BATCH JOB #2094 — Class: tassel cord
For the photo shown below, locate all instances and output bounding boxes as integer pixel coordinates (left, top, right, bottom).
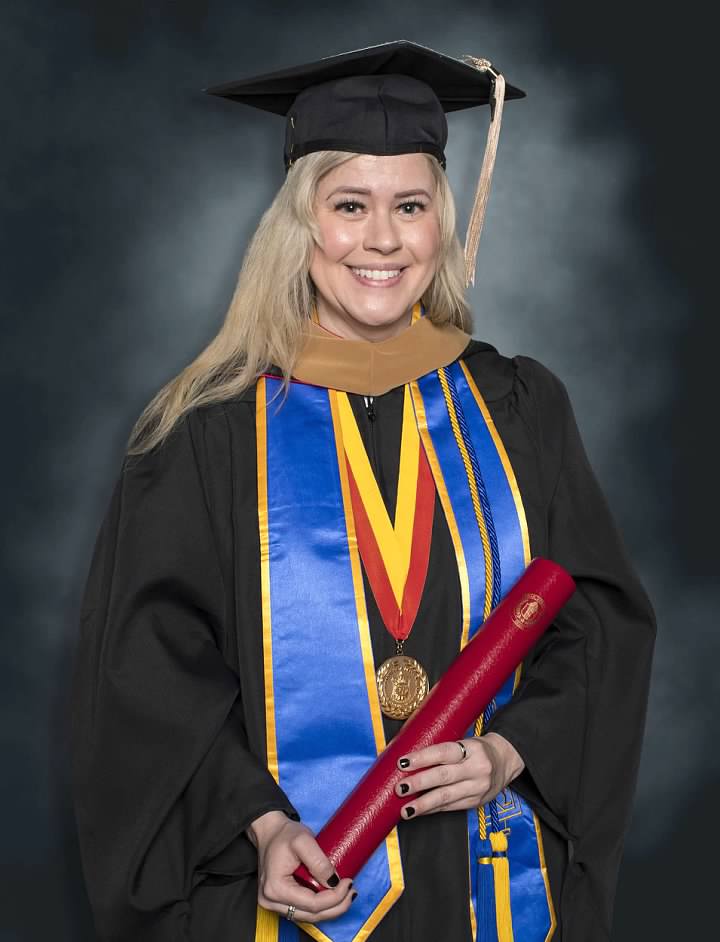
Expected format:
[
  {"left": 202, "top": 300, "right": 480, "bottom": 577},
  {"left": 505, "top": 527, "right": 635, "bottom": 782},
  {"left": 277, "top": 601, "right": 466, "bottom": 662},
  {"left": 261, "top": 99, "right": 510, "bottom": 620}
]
[{"left": 461, "top": 63, "right": 507, "bottom": 288}]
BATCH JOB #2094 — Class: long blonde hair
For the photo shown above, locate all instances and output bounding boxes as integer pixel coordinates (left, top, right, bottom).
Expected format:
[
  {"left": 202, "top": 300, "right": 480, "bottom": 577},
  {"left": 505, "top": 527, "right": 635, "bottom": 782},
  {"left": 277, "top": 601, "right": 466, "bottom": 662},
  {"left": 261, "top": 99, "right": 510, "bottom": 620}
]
[{"left": 126, "top": 150, "right": 472, "bottom": 456}]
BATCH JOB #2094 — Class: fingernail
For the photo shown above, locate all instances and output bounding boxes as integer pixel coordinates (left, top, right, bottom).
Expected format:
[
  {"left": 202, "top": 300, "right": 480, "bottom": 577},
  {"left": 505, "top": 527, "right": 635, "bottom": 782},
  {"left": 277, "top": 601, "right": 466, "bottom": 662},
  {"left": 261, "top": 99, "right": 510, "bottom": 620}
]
[
  {"left": 327, "top": 873, "right": 339, "bottom": 887},
  {"left": 398, "top": 782, "right": 409, "bottom": 795},
  {"left": 351, "top": 891, "right": 358, "bottom": 901},
  {"left": 405, "top": 806, "right": 416, "bottom": 818},
  {"left": 399, "top": 757, "right": 410, "bottom": 769}
]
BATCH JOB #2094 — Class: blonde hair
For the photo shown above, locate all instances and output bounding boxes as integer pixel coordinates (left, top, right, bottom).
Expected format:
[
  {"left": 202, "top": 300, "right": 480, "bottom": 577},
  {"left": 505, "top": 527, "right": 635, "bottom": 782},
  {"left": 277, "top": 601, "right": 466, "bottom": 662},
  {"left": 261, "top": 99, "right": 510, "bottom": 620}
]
[{"left": 126, "top": 150, "right": 472, "bottom": 456}]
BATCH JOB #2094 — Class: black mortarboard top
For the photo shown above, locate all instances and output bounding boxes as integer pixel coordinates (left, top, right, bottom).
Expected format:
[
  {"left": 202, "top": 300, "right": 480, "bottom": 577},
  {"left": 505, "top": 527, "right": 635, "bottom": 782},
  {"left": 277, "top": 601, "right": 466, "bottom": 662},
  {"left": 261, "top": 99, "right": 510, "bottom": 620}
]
[{"left": 203, "top": 41, "right": 526, "bottom": 287}]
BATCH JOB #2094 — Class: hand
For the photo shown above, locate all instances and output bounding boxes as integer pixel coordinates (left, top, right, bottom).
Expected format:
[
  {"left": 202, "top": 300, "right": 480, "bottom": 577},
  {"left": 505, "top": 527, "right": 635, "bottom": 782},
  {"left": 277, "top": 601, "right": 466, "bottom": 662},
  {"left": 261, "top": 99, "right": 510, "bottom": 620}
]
[
  {"left": 393, "top": 733, "right": 525, "bottom": 819},
  {"left": 246, "top": 810, "right": 355, "bottom": 924}
]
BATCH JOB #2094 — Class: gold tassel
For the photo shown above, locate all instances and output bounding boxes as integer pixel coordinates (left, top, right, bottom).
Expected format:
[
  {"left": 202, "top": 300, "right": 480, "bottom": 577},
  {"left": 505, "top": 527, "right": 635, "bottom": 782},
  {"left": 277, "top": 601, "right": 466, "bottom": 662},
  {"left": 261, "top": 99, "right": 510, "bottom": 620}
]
[
  {"left": 459, "top": 56, "right": 507, "bottom": 289},
  {"left": 254, "top": 904, "right": 279, "bottom": 942},
  {"left": 490, "top": 830, "right": 515, "bottom": 942}
]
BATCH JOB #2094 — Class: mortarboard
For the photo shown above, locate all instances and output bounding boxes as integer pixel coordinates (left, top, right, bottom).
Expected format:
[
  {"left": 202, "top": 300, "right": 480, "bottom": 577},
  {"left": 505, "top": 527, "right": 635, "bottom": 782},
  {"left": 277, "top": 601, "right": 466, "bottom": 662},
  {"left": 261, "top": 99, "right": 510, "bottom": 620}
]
[{"left": 203, "top": 41, "right": 526, "bottom": 288}]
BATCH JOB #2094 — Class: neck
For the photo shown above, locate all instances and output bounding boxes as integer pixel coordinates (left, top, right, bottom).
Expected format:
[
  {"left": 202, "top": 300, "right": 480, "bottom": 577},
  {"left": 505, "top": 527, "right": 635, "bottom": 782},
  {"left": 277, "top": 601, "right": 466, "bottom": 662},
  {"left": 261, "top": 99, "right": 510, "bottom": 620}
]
[{"left": 314, "top": 301, "right": 414, "bottom": 343}]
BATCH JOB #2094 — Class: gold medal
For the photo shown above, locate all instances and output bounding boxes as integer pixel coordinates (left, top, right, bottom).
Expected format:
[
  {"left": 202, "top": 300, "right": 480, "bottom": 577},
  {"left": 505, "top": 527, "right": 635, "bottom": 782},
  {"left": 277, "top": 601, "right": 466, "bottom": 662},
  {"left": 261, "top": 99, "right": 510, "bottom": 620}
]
[
  {"left": 337, "top": 385, "right": 435, "bottom": 722},
  {"left": 376, "top": 653, "right": 429, "bottom": 720}
]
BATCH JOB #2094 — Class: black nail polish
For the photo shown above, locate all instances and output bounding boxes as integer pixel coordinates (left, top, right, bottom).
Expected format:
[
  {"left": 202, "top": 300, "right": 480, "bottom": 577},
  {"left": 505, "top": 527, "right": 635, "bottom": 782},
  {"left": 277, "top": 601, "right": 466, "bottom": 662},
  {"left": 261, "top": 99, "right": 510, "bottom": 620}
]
[
  {"left": 399, "top": 757, "right": 410, "bottom": 769},
  {"left": 327, "top": 873, "right": 339, "bottom": 887},
  {"left": 405, "top": 806, "right": 416, "bottom": 818},
  {"left": 351, "top": 891, "right": 358, "bottom": 901},
  {"left": 398, "top": 782, "right": 409, "bottom": 795}
]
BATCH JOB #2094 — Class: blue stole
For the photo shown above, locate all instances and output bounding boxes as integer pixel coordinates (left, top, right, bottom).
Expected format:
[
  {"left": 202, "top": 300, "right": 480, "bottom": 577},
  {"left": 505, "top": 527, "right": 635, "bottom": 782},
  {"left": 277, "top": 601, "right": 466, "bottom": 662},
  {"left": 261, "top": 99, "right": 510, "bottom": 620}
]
[{"left": 254, "top": 357, "right": 556, "bottom": 942}]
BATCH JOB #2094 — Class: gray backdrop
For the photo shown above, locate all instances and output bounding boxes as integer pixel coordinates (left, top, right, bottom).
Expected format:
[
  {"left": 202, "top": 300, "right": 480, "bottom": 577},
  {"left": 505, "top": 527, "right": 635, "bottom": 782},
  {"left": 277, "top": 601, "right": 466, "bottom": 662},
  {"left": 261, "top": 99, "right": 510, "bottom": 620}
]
[{"left": 2, "top": 0, "right": 716, "bottom": 938}]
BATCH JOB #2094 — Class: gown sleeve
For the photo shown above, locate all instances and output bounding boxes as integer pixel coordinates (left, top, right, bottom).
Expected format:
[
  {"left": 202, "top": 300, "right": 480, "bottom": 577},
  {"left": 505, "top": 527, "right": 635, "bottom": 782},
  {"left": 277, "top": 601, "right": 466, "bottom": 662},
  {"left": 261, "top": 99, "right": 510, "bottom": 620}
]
[
  {"left": 70, "top": 410, "right": 298, "bottom": 942},
  {"left": 483, "top": 356, "right": 657, "bottom": 941}
]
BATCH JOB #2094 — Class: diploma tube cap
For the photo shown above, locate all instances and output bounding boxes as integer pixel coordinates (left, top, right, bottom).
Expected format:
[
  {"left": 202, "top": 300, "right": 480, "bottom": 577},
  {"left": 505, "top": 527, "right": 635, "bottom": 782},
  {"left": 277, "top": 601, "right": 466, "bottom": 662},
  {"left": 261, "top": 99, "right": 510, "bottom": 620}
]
[{"left": 203, "top": 40, "right": 527, "bottom": 288}]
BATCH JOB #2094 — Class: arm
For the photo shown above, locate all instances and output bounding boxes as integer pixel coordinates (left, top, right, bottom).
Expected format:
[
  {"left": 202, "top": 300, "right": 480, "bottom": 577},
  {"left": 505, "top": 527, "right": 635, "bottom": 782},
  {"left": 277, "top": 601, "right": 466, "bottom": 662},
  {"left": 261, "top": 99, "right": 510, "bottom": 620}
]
[
  {"left": 484, "top": 357, "right": 657, "bottom": 937},
  {"left": 70, "top": 412, "right": 298, "bottom": 941}
]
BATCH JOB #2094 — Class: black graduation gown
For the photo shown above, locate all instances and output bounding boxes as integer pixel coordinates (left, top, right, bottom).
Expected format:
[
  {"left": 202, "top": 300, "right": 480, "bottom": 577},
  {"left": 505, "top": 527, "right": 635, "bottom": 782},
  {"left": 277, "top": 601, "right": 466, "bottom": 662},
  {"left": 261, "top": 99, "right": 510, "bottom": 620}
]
[{"left": 70, "top": 339, "right": 657, "bottom": 942}]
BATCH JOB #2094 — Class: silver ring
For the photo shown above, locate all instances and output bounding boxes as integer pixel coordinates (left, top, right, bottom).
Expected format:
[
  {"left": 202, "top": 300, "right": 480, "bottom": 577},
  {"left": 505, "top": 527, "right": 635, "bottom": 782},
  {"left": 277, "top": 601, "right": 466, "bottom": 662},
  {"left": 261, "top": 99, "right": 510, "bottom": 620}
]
[
  {"left": 286, "top": 904, "right": 296, "bottom": 922},
  {"left": 456, "top": 740, "right": 468, "bottom": 761}
]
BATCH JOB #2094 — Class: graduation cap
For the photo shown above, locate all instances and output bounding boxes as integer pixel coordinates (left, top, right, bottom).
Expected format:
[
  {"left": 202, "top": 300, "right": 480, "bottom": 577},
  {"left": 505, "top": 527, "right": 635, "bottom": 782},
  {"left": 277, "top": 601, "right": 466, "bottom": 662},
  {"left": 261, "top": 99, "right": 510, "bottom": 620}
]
[{"left": 203, "top": 40, "right": 526, "bottom": 288}]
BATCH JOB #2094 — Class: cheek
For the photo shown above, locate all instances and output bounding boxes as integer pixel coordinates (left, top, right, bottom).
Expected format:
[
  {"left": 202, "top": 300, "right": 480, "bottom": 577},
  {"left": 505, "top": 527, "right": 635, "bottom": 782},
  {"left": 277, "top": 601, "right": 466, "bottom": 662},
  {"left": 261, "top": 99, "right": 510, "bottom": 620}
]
[
  {"left": 406, "top": 217, "right": 442, "bottom": 263},
  {"left": 315, "top": 217, "right": 357, "bottom": 264}
]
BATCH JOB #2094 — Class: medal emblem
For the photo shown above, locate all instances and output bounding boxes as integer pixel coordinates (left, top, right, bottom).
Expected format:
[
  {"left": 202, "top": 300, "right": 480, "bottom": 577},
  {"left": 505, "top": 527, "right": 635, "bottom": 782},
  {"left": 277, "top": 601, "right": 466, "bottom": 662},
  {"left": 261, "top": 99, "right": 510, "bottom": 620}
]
[{"left": 376, "top": 655, "right": 429, "bottom": 720}]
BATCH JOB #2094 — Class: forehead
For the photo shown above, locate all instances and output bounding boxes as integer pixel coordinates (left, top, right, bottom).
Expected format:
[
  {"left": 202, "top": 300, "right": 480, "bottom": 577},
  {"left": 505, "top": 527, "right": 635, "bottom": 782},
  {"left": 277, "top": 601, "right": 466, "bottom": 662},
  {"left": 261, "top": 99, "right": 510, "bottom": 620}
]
[{"left": 317, "top": 153, "right": 435, "bottom": 194}]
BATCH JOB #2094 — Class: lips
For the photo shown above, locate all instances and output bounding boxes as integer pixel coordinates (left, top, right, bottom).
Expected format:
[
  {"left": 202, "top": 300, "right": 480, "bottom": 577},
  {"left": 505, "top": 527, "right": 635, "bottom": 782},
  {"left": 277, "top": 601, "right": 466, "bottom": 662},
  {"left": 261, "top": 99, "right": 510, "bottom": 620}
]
[{"left": 347, "top": 265, "right": 406, "bottom": 287}]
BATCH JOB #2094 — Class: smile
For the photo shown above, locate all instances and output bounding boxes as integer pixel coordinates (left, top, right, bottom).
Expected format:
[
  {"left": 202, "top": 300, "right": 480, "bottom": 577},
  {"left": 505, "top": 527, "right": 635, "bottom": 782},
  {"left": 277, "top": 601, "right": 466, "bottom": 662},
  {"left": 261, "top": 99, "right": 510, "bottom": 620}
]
[{"left": 348, "top": 266, "right": 405, "bottom": 286}]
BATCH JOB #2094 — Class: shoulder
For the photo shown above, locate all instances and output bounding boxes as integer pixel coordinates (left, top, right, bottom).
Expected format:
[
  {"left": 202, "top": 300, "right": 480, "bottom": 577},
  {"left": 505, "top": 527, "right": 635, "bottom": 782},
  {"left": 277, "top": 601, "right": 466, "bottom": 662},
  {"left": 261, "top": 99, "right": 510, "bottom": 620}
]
[
  {"left": 122, "top": 400, "right": 234, "bottom": 480},
  {"left": 460, "top": 338, "right": 572, "bottom": 412},
  {"left": 459, "top": 340, "right": 577, "bottom": 491}
]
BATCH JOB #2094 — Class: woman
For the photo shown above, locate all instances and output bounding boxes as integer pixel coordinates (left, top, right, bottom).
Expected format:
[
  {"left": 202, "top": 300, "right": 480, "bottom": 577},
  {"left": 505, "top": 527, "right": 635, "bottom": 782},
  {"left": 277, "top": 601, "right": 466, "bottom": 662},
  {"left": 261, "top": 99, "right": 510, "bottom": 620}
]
[{"left": 70, "top": 42, "right": 656, "bottom": 942}]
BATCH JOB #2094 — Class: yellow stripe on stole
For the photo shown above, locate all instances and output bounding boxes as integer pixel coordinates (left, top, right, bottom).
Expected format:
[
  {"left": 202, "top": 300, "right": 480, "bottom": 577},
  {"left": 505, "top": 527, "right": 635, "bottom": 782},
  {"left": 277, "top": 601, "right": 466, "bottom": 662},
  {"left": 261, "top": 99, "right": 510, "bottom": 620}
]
[
  {"left": 532, "top": 814, "right": 558, "bottom": 942},
  {"left": 336, "top": 386, "right": 419, "bottom": 609},
  {"left": 466, "top": 829, "right": 478, "bottom": 940},
  {"left": 255, "top": 376, "right": 281, "bottom": 942},
  {"left": 457, "top": 360, "right": 558, "bottom": 940},
  {"left": 257, "top": 377, "right": 280, "bottom": 782}
]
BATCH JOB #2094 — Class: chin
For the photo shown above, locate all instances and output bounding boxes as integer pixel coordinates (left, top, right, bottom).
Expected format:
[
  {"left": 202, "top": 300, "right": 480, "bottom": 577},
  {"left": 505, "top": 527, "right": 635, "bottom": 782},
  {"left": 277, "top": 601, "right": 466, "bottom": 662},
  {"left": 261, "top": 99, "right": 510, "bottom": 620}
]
[
  {"left": 343, "top": 294, "right": 417, "bottom": 325},
  {"left": 350, "top": 306, "right": 409, "bottom": 327}
]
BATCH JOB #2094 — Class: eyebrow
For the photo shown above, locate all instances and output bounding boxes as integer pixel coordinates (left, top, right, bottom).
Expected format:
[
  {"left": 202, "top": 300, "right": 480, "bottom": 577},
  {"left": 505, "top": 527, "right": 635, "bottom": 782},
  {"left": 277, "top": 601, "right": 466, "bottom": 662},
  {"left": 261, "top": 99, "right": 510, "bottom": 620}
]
[{"left": 326, "top": 186, "right": 433, "bottom": 201}]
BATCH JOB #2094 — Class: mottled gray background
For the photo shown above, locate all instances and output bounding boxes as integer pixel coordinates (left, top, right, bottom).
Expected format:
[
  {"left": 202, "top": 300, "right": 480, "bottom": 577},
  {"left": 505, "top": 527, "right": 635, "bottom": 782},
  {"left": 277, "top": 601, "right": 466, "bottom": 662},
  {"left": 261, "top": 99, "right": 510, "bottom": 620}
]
[{"left": 2, "top": 0, "right": 716, "bottom": 938}]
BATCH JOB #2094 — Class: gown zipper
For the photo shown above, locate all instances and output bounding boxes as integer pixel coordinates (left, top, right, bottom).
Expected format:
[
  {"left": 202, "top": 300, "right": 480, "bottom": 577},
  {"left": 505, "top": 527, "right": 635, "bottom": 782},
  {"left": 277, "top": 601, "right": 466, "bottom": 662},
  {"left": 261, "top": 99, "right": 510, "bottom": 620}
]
[{"left": 363, "top": 395, "right": 378, "bottom": 477}]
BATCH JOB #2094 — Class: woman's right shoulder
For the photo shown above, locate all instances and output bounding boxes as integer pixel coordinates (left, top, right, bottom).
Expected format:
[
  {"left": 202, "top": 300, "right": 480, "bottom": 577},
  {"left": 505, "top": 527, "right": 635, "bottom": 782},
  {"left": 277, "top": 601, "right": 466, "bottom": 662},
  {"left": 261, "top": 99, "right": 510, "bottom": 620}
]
[{"left": 122, "top": 382, "right": 264, "bottom": 472}]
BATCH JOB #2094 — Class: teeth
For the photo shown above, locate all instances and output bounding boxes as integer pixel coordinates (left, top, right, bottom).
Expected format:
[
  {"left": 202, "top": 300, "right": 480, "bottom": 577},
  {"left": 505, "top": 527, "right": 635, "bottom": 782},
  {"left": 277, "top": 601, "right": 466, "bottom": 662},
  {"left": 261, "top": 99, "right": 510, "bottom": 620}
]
[{"left": 351, "top": 268, "right": 402, "bottom": 281}]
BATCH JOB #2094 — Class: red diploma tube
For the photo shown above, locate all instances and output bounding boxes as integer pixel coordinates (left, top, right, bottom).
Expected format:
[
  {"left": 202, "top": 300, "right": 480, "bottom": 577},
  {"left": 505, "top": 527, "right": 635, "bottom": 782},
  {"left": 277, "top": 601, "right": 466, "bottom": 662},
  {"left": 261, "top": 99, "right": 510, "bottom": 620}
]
[{"left": 293, "top": 557, "right": 575, "bottom": 891}]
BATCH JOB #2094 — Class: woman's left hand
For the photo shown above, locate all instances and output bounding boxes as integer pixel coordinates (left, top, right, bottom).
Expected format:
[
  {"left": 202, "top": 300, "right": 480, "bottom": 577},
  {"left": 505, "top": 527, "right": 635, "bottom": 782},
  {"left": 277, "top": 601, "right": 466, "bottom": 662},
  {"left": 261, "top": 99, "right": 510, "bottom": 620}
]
[{"left": 394, "top": 732, "right": 525, "bottom": 818}]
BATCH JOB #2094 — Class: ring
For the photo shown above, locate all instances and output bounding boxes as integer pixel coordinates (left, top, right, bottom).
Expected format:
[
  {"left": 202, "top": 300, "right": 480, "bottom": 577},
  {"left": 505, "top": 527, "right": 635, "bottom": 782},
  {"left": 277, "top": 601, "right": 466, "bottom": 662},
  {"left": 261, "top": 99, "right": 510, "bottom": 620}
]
[
  {"left": 286, "top": 904, "right": 296, "bottom": 922},
  {"left": 455, "top": 740, "right": 468, "bottom": 761}
]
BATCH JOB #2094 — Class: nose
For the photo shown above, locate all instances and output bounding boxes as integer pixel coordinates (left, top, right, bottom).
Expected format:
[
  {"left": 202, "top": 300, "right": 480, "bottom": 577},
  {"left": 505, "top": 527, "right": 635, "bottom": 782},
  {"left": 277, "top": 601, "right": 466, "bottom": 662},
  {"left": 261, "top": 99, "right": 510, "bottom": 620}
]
[{"left": 362, "top": 208, "right": 402, "bottom": 255}]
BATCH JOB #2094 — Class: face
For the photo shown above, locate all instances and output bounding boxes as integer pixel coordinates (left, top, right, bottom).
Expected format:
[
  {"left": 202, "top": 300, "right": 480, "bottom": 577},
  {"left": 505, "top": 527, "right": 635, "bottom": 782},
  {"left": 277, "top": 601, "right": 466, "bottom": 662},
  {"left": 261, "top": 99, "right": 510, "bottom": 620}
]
[{"left": 309, "top": 153, "right": 442, "bottom": 341}]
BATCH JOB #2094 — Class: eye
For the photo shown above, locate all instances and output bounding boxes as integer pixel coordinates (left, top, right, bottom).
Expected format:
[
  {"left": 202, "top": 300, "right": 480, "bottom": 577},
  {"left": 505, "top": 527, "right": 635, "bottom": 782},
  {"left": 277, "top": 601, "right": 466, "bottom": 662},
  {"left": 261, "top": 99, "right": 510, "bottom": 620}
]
[
  {"left": 398, "top": 200, "right": 427, "bottom": 215},
  {"left": 334, "top": 200, "right": 366, "bottom": 214}
]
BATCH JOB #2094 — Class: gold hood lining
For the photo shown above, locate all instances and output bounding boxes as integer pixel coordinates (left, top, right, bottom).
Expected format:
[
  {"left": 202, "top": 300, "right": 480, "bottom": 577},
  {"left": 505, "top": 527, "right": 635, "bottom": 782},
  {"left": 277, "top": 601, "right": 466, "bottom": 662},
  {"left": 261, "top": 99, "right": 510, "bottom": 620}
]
[{"left": 291, "top": 316, "right": 471, "bottom": 396}]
